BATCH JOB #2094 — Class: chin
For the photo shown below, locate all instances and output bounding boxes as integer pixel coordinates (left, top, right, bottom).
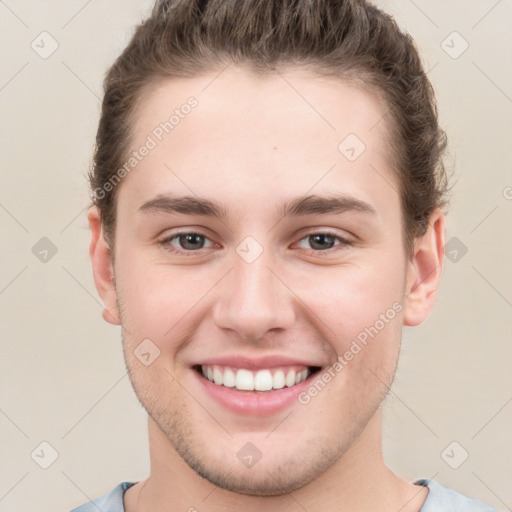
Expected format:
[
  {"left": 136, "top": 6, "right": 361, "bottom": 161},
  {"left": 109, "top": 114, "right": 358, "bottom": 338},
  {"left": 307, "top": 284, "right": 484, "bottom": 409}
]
[
  {"left": 150, "top": 405, "right": 362, "bottom": 498},
  {"left": 180, "top": 454, "right": 322, "bottom": 496}
]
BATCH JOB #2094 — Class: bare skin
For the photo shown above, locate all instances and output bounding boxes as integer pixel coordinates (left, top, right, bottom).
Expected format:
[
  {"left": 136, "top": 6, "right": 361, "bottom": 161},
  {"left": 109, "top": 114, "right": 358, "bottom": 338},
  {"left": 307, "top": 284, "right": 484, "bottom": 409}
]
[{"left": 89, "top": 66, "right": 444, "bottom": 512}]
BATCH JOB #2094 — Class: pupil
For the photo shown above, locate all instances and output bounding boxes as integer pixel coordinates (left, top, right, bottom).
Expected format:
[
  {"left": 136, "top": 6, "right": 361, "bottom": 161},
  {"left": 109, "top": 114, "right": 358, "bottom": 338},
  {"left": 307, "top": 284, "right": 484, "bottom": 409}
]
[
  {"left": 310, "top": 234, "right": 334, "bottom": 250},
  {"left": 180, "top": 233, "right": 204, "bottom": 250}
]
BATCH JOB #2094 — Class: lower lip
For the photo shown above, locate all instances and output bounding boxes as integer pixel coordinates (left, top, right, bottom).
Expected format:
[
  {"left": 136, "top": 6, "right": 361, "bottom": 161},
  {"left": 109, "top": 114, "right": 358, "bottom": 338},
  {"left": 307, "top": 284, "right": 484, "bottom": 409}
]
[{"left": 194, "top": 369, "right": 317, "bottom": 416}]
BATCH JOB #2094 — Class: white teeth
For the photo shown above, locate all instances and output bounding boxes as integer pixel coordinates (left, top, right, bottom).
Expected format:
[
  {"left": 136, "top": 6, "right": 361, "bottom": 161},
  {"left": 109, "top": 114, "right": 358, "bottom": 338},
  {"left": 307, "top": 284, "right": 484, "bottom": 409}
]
[
  {"left": 295, "top": 370, "right": 307, "bottom": 384},
  {"left": 223, "top": 368, "right": 236, "bottom": 387},
  {"left": 201, "top": 365, "right": 312, "bottom": 391},
  {"left": 236, "top": 369, "right": 254, "bottom": 390},
  {"left": 285, "top": 370, "right": 296, "bottom": 387},
  {"left": 300, "top": 370, "right": 308, "bottom": 382},
  {"left": 254, "top": 370, "right": 273, "bottom": 391},
  {"left": 213, "top": 367, "right": 223, "bottom": 385},
  {"left": 273, "top": 370, "right": 285, "bottom": 389}
]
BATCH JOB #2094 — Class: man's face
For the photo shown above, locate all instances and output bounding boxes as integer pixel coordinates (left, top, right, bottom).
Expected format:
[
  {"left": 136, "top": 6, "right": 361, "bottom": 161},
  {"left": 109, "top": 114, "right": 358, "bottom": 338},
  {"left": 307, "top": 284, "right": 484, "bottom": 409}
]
[{"left": 108, "top": 67, "right": 411, "bottom": 494}]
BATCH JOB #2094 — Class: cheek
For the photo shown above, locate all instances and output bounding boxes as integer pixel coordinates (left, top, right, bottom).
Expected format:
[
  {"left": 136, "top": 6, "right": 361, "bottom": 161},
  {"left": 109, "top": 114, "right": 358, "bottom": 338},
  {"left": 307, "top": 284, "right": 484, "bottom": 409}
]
[
  {"left": 115, "top": 255, "right": 216, "bottom": 341},
  {"left": 289, "top": 255, "right": 406, "bottom": 386},
  {"left": 295, "top": 255, "right": 406, "bottom": 337}
]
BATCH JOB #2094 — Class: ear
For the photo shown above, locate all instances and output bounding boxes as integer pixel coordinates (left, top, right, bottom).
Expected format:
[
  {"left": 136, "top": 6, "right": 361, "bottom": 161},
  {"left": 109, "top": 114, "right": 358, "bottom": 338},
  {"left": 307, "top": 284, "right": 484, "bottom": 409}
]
[
  {"left": 87, "top": 206, "right": 121, "bottom": 325},
  {"left": 403, "top": 209, "right": 445, "bottom": 326}
]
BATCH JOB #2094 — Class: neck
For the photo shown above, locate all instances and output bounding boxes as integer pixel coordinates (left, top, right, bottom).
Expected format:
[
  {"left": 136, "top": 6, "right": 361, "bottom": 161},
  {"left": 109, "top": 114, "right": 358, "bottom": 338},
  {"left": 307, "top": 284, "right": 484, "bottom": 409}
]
[{"left": 124, "top": 409, "right": 428, "bottom": 512}]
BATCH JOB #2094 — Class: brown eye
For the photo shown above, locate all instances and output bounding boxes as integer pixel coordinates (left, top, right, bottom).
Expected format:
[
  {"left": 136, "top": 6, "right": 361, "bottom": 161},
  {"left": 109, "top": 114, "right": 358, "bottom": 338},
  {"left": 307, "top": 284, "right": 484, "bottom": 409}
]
[
  {"left": 159, "top": 231, "right": 216, "bottom": 256},
  {"left": 295, "top": 231, "right": 353, "bottom": 254},
  {"left": 308, "top": 234, "right": 337, "bottom": 251},
  {"left": 177, "top": 233, "right": 206, "bottom": 250}
]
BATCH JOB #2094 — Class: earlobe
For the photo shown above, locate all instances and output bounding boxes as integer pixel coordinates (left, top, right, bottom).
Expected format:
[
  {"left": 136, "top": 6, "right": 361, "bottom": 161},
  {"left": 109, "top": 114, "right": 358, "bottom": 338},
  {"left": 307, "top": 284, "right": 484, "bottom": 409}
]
[
  {"left": 87, "top": 206, "right": 121, "bottom": 326},
  {"left": 403, "top": 210, "right": 445, "bottom": 327}
]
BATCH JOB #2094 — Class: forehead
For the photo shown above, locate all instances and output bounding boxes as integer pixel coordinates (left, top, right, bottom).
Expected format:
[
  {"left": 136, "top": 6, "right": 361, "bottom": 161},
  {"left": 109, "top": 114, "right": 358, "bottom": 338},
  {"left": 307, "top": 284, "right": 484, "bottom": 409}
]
[
  {"left": 120, "top": 66, "right": 399, "bottom": 219},
  {"left": 133, "top": 66, "right": 391, "bottom": 149}
]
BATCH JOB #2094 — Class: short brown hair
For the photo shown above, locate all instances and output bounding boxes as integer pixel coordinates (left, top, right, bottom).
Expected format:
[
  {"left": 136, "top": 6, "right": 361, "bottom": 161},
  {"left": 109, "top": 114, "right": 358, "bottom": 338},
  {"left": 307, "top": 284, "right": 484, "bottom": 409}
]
[{"left": 89, "top": 0, "right": 449, "bottom": 256}]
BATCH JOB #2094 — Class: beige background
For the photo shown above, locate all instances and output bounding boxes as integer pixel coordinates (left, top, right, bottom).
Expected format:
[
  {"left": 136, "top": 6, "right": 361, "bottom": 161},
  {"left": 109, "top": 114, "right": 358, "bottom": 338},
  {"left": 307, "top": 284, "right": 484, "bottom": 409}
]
[{"left": 0, "top": 1, "right": 511, "bottom": 511}]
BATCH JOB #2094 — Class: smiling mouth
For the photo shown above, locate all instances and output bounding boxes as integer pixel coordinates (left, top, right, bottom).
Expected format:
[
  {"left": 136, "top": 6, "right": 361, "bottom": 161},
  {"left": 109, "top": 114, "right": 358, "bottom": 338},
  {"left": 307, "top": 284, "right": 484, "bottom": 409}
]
[{"left": 194, "top": 364, "right": 322, "bottom": 392}]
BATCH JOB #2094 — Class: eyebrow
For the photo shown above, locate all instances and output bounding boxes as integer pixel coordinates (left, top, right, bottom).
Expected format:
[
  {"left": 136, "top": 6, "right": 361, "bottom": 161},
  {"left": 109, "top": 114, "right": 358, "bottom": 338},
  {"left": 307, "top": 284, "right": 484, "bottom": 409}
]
[{"left": 137, "top": 193, "right": 377, "bottom": 218}]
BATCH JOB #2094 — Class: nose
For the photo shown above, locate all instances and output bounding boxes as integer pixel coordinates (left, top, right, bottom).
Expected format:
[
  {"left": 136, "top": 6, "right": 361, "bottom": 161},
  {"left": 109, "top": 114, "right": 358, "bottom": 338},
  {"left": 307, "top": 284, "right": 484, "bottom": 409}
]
[{"left": 212, "top": 249, "right": 296, "bottom": 342}]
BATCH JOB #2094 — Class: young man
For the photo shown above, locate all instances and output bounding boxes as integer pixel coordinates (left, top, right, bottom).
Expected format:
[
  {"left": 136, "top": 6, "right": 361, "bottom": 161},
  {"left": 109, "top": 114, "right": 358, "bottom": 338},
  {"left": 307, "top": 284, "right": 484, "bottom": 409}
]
[{"left": 73, "top": 0, "right": 497, "bottom": 510}]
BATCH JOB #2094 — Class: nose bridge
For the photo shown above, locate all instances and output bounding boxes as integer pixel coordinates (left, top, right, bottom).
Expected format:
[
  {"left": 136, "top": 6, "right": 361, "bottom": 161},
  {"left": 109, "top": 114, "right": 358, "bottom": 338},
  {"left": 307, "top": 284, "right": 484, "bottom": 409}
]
[{"left": 213, "top": 247, "right": 294, "bottom": 340}]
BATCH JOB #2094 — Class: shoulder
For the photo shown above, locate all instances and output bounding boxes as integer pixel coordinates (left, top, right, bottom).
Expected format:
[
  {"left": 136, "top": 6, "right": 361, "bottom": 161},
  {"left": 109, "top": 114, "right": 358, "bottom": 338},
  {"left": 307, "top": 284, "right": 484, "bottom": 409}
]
[
  {"left": 416, "top": 479, "right": 498, "bottom": 512},
  {"left": 70, "top": 482, "right": 136, "bottom": 512}
]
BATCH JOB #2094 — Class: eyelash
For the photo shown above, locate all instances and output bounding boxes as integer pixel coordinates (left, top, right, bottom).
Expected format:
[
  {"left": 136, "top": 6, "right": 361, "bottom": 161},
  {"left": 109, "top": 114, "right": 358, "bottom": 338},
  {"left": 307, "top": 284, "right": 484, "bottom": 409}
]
[{"left": 158, "top": 230, "right": 353, "bottom": 257}]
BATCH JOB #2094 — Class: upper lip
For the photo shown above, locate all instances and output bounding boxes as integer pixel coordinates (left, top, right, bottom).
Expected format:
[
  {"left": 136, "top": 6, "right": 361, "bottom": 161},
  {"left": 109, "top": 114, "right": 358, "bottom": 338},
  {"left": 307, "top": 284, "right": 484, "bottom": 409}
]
[{"left": 194, "top": 354, "right": 324, "bottom": 370}]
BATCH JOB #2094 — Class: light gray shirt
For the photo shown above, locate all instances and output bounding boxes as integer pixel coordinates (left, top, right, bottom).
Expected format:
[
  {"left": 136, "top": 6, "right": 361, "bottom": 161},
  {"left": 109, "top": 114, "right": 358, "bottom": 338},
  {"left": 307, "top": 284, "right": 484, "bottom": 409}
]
[{"left": 70, "top": 479, "right": 499, "bottom": 511}]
